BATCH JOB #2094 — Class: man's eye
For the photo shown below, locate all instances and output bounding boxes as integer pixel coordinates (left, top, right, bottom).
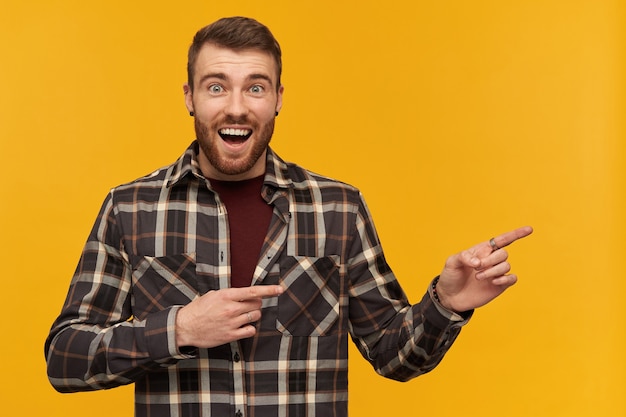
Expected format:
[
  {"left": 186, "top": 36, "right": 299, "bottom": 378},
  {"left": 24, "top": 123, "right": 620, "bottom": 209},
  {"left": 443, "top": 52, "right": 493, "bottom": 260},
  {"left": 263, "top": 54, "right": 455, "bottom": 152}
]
[
  {"left": 209, "top": 85, "right": 223, "bottom": 93},
  {"left": 250, "top": 85, "right": 264, "bottom": 93}
]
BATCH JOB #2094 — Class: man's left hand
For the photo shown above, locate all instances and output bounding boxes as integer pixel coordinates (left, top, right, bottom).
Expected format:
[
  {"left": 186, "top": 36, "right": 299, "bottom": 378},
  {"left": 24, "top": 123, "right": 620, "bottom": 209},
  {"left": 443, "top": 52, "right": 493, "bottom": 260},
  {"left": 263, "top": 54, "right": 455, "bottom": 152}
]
[{"left": 435, "top": 226, "right": 533, "bottom": 313}]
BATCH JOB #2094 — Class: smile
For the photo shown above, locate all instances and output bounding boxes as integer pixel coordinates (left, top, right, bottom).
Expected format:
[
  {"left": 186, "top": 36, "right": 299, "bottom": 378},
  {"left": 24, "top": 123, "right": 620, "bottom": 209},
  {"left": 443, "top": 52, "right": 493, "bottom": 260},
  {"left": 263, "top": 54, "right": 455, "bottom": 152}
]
[{"left": 219, "top": 128, "right": 252, "bottom": 144}]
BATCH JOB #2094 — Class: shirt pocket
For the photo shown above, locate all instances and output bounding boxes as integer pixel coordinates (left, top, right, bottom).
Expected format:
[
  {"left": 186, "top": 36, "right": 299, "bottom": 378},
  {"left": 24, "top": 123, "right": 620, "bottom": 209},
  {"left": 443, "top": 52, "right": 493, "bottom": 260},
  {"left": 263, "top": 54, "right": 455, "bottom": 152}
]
[
  {"left": 277, "top": 255, "right": 342, "bottom": 337},
  {"left": 130, "top": 253, "right": 198, "bottom": 320}
]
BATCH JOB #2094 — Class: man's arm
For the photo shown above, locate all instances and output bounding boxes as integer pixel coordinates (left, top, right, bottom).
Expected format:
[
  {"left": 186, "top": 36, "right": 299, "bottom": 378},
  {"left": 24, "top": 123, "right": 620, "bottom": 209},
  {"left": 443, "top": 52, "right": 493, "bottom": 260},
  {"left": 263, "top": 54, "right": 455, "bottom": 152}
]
[
  {"left": 347, "top": 194, "right": 532, "bottom": 382},
  {"left": 347, "top": 194, "right": 471, "bottom": 381},
  {"left": 44, "top": 192, "right": 189, "bottom": 393}
]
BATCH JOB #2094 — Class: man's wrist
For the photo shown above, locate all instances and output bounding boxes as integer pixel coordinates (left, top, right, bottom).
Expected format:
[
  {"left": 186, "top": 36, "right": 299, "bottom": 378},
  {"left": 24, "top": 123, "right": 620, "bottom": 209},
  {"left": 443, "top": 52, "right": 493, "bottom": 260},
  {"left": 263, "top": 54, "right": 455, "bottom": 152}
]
[
  {"left": 175, "top": 306, "right": 192, "bottom": 348},
  {"left": 431, "top": 276, "right": 452, "bottom": 309},
  {"left": 431, "top": 277, "right": 473, "bottom": 319},
  {"left": 174, "top": 307, "right": 199, "bottom": 356},
  {"left": 431, "top": 276, "right": 457, "bottom": 312}
]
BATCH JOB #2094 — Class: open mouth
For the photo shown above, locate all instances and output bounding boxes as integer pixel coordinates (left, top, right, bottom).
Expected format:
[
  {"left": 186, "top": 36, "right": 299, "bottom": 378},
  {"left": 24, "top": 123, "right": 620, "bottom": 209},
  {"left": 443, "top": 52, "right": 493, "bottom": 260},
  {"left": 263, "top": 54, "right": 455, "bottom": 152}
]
[{"left": 219, "top": 128, "right": 252, "bottom": 144}]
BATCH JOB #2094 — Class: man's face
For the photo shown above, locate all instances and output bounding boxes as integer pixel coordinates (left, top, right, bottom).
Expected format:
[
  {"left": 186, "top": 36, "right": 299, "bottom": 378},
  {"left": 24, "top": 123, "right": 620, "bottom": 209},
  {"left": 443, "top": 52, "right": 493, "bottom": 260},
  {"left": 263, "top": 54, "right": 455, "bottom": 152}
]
[{"left": 184, "top": 43, "right": 284, "bottom": 181}]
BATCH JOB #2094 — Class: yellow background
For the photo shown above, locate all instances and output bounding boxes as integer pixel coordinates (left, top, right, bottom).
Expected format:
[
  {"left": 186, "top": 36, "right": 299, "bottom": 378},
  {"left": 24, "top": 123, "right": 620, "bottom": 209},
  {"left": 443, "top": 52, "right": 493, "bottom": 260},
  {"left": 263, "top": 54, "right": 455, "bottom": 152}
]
[{"left": 1, "top": 0, "right": 624, "bottom": 416}]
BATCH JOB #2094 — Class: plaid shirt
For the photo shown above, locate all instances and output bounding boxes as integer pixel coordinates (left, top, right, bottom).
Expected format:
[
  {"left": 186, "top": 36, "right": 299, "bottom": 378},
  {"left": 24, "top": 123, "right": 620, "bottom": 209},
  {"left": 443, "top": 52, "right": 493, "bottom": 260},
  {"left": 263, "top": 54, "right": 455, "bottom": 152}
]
[{"left": 46, "top": 142, "right": 470, "bottom": 417}]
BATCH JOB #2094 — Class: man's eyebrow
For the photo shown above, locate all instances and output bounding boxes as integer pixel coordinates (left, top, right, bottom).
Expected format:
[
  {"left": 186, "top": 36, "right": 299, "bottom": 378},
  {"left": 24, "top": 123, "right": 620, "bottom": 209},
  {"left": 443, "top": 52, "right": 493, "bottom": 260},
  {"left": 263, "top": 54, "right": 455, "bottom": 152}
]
[
  {"left": 197, "top": 72, "right": 275, "bottom": 87},
  {"left": 197, "top": 72, "right": 228, "bottom": 86},
  {"left": 247, "top": 73, "right": 273, "bottom": 86}
]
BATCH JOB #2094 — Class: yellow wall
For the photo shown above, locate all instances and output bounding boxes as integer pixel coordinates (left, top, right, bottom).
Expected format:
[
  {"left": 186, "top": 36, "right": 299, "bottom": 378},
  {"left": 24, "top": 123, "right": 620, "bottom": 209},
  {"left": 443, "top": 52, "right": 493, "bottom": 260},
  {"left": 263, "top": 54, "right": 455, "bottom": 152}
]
[{"left": 1, "top": 1, "right": 623, "bottom": 415}]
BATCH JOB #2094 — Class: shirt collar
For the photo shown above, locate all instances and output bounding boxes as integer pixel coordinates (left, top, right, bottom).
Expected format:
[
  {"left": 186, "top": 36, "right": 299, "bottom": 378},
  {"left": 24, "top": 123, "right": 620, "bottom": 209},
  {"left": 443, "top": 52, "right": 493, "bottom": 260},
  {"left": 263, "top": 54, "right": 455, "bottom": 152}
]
[
  {"left": 165, "top": 141, "right": 294, "bottom": 190},
  {"left": 263, "top": 147, "right": 294, "bottom": 190}
]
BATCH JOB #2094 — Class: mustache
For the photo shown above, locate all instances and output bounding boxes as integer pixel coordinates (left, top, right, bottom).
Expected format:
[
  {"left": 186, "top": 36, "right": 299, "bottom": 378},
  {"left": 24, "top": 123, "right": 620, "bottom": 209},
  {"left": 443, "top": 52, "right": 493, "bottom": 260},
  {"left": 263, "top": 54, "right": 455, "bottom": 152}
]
[{"left": 222, "top": 115, "right": 252, "bottom": 125}]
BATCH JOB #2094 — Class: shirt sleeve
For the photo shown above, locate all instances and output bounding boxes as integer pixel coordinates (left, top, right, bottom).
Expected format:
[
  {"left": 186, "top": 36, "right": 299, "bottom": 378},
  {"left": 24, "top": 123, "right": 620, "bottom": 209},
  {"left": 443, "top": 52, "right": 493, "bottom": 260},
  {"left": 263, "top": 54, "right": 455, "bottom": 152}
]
[
  {"left": 347, "top": 193, "right": 472, "bottom": 382},
  {"left": 44, "top": 191, "right": 194, "bottom": 393}
]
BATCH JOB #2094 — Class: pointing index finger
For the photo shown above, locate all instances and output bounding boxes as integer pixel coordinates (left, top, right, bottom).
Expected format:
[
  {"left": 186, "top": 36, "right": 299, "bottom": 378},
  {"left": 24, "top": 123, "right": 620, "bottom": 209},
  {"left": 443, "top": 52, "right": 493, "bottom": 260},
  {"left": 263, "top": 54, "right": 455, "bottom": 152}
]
[
  {"left": 491, "top": 226, "right": 533, "bottom": 250},
  {"left": 231, "top": 285, "right": 284, "bottom": 301}
]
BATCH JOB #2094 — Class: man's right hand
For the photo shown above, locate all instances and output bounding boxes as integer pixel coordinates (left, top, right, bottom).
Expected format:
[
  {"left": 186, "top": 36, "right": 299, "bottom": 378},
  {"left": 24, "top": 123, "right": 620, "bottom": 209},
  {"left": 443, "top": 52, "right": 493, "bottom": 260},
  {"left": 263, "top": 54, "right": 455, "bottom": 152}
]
[{"left": 175, "top": 285, "right": 284, "bottom": 349}]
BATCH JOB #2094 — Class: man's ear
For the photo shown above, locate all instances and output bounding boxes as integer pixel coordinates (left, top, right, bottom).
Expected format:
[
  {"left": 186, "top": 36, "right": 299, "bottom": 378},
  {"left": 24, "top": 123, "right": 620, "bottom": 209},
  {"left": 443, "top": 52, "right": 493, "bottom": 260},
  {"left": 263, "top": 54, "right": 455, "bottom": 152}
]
[
  {"left": 275, "top": 84, "right": 284, "bottom": 115},
  {"left": 183, "top": 84, "right": 194, "bottom": 115}
]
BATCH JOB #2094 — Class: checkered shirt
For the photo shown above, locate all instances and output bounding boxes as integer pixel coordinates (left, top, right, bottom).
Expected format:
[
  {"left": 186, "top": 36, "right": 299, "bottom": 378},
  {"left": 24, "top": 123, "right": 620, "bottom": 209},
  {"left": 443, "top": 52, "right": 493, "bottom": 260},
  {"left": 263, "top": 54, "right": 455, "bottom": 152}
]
[{"left": 45, "top": 141, "right": 469, "bottom": 417}]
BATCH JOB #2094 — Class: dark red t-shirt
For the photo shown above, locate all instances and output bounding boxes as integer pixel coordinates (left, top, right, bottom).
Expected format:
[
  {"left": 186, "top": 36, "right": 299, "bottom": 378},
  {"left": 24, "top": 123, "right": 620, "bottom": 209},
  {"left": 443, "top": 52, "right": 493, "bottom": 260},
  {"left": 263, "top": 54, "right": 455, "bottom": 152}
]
[{"left": 209, "top": 175, "right": 273, "bottom": 288}]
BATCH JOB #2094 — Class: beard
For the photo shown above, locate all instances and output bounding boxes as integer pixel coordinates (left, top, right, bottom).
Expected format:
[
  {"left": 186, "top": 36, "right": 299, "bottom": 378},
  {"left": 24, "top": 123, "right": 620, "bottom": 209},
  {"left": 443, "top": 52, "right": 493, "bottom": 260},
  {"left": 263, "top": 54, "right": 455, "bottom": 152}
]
[{"left": 194, "top": 115, "right": 275, "bottom": 177}]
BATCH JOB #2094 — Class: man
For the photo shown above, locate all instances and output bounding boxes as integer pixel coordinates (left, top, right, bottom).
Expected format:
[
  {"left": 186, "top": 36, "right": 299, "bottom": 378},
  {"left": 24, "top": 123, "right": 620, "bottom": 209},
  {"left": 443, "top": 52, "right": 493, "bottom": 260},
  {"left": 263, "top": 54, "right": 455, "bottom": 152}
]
[{"left": 45, "top": 16, "right": 532, "bottom": 417}]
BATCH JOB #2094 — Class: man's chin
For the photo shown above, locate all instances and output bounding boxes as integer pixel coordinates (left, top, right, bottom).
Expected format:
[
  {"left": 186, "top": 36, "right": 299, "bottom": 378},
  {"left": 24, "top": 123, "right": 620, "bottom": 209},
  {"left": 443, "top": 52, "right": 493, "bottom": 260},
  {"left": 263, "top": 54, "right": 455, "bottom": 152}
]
[{"left": 206, "top": 152, "right": 266, "bottom": 179}]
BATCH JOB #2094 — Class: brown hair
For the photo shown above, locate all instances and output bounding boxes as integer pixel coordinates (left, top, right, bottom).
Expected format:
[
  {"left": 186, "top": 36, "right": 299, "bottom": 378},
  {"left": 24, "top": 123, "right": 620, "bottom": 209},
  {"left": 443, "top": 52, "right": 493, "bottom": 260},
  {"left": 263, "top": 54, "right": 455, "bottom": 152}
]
[{"left": 187, "top": 16, "right": 282, "bottom": 91}]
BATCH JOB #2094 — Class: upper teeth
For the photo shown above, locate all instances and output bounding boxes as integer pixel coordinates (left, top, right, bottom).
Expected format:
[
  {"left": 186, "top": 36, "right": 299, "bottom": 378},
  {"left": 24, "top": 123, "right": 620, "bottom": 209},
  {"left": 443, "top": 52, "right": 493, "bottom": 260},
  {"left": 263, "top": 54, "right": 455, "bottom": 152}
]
[{"left": 220, "top": 128, "right": 250, "bottom": 136}]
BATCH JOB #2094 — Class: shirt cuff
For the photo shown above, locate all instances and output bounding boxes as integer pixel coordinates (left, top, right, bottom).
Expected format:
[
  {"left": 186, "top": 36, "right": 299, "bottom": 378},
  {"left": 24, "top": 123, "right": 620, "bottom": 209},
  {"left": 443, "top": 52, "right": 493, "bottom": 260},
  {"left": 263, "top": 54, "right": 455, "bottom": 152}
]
[{"left": 144, "top": 306, "right": 198, "bottom": 361}]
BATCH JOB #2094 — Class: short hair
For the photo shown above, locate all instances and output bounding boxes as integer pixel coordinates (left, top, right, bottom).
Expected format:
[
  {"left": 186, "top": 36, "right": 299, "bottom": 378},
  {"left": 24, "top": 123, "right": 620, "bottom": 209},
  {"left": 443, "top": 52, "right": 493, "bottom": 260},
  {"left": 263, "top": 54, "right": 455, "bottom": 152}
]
[{"left": 187, "top": 16, "right": 283, "bottom": 91}]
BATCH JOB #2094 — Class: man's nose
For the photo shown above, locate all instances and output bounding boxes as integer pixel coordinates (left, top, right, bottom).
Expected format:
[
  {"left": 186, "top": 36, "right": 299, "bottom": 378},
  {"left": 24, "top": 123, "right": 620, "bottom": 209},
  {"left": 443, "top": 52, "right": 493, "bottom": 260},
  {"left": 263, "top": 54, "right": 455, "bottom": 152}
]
[{"left": 224, "top": 92, "right": 249, "bottom": 118}]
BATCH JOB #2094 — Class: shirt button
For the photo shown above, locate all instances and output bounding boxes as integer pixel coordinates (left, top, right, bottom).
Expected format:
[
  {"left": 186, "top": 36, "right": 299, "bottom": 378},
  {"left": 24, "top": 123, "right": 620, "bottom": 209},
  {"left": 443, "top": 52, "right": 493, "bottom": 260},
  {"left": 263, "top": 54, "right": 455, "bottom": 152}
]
[{"left": 233, "top": 352, "right": 240, "bottom": 362}]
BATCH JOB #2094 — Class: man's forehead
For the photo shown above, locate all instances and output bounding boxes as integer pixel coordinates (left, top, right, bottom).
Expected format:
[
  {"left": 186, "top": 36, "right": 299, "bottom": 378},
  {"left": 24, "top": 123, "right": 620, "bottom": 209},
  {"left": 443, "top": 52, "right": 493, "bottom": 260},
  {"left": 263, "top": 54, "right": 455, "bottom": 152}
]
[{"left": 194, "top": 43, "right": 277, "bottom": 80}]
